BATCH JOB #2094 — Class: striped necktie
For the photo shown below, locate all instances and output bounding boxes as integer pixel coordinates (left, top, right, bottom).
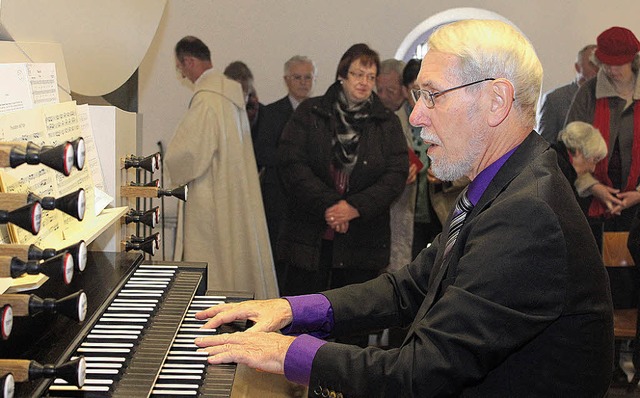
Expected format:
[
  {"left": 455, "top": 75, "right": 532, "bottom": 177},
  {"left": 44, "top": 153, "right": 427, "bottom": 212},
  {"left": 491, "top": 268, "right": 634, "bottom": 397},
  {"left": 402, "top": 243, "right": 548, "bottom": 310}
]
[{"left": 444, "top": 188, "right": 473, "bottom": 257}]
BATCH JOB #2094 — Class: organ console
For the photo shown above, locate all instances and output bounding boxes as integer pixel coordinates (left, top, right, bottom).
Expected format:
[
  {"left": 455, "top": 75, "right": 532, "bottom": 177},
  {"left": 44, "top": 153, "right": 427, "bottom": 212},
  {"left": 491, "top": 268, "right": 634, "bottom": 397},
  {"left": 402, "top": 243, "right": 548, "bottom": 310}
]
[
  {"left": 0, "top": 357, "right": 86, "bottom": 388},
  {"left": 120, "top": 183, "right": 187, "bottom": 201},
  {"left": 122, "top": 233, "right": 159, "bottom": 256},
  {"left": 0, "top": 290, "right": 87, "bottom": 322},
  {"left": 124, "top": 207, "right": 159, "bottom": 228},
  {"left": 0, "top": 373, "right": 14, "bottom": 398},
  {"left": 0, "top": 305, "right": 11, "bottom": 341},
  {"left": 0, "top": 251, "right": 251, "bottom": 397},
  {"left": 0, "top": 142, "right": 74, "bottom": 177},
  {"left": 44, "top": 137, "right": 86, "bottom": 171},
  {"left": 0, "top": 241, "right": 87, "bottom": 273},
  {"left": 122, "top": 153, "right": 160, "bottom": 174},
  {"left": 0, "top": 253, "right": 74, "bottom": 285},
  {"left": 0, "top": 202, "right": 42, "bottom": 235},
  {"left": 0, "top": 189, "right": 85, "bottom": 221}
]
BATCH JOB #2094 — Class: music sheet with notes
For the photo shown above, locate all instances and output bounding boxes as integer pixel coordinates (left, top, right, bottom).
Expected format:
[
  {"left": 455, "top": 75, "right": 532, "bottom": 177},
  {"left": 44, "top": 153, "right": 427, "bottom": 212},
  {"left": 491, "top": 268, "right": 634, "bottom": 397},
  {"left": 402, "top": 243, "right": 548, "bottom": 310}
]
[
  {"left": 0, "top": 101, "right": 97, "bottom": 247},
  {"left": 0, "top": 63, "right": 59, "bottom": 115}
]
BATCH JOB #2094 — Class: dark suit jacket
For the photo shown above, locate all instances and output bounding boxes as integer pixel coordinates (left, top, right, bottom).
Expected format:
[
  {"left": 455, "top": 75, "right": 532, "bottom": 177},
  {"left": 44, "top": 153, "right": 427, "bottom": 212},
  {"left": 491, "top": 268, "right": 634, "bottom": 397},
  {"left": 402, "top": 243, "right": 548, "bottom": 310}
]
[
  {"left": 313, "top": 132, "right": 613, "bottom": 397},
  {"left": 256, "top": 96, "right": 294, "bottom": 169},
  {"left": 255, "top": 96, "right": 294, "bottom": 250},
  {"left": 537, "top": 81, "right": 579, "bottom": 144}
]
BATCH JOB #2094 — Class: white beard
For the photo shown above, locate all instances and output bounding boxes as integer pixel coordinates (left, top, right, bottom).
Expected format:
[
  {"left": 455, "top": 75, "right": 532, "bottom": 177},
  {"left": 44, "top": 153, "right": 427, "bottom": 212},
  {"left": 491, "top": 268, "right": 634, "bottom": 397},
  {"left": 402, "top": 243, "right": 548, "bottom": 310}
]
[{"left": 420, "top": 128, "right": 484, "bottom": 181}]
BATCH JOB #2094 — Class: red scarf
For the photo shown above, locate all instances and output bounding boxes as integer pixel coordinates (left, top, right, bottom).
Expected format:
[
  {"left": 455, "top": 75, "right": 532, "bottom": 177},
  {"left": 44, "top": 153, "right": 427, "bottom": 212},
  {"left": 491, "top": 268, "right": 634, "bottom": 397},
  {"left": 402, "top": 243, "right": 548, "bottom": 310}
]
[{"left": 589, "top": 98, "right": 640, "bottom": 218}]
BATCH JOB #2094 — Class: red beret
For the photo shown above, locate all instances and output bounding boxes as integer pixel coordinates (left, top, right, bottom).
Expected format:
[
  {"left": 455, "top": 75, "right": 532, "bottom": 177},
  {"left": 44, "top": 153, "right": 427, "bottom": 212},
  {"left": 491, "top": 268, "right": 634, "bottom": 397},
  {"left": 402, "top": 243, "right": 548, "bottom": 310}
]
[{"left": 595, "top": 26, "right": 640, "bottom": 65}]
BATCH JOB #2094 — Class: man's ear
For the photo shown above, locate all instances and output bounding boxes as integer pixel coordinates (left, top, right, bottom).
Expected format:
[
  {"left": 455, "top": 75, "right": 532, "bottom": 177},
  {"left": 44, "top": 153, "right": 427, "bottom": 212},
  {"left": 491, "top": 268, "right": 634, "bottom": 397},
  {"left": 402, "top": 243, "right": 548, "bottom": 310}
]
[
  {"left": 401, "top": 85, "right": 410, "bottom": 101},
  {"left": 487, "top": 78, "right": 514, "bottom": 127},
  {"left": 182, "top": 55, "right": 195, "bottom": 69}
]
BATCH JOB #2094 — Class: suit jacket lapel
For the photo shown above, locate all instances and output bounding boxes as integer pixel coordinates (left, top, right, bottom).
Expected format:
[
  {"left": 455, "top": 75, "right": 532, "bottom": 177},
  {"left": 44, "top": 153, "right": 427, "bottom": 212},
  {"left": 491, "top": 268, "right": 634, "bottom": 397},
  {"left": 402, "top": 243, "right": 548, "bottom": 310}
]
[{"left": 402, "top": 132, "right": 548, "bottom": 343}]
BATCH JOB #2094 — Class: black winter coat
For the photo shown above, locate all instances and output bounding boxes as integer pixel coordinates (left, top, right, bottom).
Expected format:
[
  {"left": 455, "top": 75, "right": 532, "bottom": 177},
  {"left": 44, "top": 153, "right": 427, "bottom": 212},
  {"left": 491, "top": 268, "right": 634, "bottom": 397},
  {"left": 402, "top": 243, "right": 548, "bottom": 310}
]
[{"left": 276, "top": 81, "right": 408, "bottom": 271}]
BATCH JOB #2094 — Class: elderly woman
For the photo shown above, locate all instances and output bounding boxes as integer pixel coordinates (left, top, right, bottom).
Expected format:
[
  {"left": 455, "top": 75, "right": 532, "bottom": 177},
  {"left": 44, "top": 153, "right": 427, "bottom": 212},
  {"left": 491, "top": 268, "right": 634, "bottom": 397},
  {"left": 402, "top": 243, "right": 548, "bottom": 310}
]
[
  {"left": 554, "top": 121, "right": 608, "bottom": 215},
  {"left": 566, "top": 26, "right": 640, "bottom": 233},
  {"left": 276, "top": 44, "right": 408, "bottom": 316}
]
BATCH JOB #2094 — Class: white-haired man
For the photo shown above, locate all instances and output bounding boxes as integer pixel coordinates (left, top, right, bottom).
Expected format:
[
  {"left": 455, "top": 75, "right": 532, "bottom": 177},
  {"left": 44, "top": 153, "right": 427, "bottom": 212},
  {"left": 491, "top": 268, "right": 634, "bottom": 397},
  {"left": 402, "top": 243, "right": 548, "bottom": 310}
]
[
  {"left": 255, "top": 55, "right": 316, "bottom": 280},
  {"left": 192, "top": 21, "right": 613, "bottom": 397}
]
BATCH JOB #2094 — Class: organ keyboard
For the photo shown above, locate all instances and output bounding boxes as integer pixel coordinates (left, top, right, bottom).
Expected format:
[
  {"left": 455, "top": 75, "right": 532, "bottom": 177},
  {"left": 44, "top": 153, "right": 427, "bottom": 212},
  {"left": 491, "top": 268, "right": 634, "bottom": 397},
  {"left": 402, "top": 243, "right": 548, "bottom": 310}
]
[{"left": 0, "top": 251, "right": 251, "bottom": 397}]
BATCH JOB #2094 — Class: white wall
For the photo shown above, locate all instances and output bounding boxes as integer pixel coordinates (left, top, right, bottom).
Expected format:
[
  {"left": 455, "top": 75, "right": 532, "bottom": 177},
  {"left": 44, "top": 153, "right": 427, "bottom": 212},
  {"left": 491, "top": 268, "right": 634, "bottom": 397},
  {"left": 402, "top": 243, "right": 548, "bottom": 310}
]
[{"left": 138, "top": 0, "right": 640, "bottom": 230}]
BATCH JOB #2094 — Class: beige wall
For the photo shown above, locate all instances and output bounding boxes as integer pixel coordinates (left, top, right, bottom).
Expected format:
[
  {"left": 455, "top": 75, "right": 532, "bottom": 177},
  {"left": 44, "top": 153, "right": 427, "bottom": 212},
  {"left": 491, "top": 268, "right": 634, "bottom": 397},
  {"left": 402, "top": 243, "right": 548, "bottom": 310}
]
[{"left": 139, "top": 0, "right": 640, "bottom": 231}]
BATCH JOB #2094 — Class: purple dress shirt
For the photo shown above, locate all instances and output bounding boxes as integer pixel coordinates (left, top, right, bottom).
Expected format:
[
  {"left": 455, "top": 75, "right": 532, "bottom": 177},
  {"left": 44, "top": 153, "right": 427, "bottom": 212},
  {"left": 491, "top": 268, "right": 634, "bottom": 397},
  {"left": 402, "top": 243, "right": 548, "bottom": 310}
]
[{"left": 281, "top": 146, "right": 517, "bottom": 386}]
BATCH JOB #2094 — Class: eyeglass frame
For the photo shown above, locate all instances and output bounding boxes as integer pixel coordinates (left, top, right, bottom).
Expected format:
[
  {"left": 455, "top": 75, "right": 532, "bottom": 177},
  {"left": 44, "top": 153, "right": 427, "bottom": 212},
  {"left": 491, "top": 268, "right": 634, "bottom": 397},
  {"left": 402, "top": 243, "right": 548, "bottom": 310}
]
[
  {"left": 347, "top": 70, "right": 377, "bottom": 83},
  {"left": 411, "top": 78, "right": 496, "bottom": 108},
  {"left": 286, "top": 74, "right": 315, "bottom": 82}
]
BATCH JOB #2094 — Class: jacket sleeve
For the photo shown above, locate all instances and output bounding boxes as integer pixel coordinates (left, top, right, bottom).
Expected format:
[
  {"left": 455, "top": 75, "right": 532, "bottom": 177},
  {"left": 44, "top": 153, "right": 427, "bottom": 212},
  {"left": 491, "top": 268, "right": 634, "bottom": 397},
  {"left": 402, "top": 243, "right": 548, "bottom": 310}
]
[
  {"left": 565, "top": 81, "right": 595, "bottom": 126},
  {"left": 255, "top": 102, "right": 285, "bottom": 168},
  {"left": 164, "top": 92, "right": 219, "bottom": 186},
  {"left": 537, "top": 91, "right": 555, "bottom": 142},
  {"left": 310, "top": 196, "right": 568, "bottom": 397},
  {"left": 345, "top": 114, "right": 409, "bottom": 221}
]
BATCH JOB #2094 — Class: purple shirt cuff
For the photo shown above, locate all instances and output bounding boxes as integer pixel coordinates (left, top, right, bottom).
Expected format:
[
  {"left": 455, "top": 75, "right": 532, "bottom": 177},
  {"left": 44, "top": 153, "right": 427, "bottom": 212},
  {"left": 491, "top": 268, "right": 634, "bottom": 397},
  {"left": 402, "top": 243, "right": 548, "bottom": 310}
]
[
  {"left": 281, "top": 294, "right": 333, "bottom": 386},
  {"left": 284, "top": 334, "right": 326, "bottom": 386},
  {"left": 281, "top": 294, "right": 333, "bottom": 338}
]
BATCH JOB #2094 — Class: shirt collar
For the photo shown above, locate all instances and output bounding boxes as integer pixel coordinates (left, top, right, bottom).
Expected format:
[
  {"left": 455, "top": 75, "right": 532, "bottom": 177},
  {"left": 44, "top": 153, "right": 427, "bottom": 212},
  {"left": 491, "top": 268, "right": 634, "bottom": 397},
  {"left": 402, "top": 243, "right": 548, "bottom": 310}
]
[
  {"left": 467, "top": 146, "right": 518, "bottom": 206},
  {"left": 288, "top": 95, "right": 302, "bottom": 110},
  {"left": 194, "top": 67, "right": 214, "bottom": 86}
]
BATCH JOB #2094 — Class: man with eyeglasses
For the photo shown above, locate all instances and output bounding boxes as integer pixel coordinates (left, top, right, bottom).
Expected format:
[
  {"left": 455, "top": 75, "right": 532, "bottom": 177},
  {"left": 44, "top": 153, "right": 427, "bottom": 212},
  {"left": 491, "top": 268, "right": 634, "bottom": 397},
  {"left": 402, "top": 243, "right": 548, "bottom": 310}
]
[
  {"left": 192, "top": 20, "right": 613, "bottom": 397},
  {"left": 255, "top": 55, "right": 316, "bottom": 272}
]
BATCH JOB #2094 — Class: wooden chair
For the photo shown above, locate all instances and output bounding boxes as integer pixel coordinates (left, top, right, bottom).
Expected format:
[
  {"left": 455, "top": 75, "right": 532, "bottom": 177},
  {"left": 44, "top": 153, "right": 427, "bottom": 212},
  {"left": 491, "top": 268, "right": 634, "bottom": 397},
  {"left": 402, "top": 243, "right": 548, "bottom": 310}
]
[{"left": 603, "top": 231, "right": 640, "bottom": 391}]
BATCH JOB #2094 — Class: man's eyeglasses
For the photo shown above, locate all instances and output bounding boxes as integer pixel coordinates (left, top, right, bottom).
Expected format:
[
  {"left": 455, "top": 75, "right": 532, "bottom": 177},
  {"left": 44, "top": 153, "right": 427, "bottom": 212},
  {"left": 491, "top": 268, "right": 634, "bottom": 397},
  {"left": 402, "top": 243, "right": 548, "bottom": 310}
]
[
  {"left": 348, "top": 70, "right": 377, "bottom": 83},
  {"left": 287, "top": 74, "right": 314, "bottom": 82},
  {"left": 411, "top": 78, "right": 496, "bottom": 108}
]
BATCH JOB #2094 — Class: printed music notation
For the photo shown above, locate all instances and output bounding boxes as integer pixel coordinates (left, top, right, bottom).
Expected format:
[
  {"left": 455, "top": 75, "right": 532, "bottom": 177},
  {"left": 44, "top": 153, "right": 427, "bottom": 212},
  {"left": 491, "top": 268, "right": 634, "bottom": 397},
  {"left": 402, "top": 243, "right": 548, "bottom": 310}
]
[
  {"left": 0, "top": 105, "right": 65, "bottom": 246},
  {"left": 26, "top": 63, "right": 60, "bottom": 105},
  {"left": 0, "top": 101, "right": 99, "bottom": 247},
  {"left": 0, "top": 63, "right": 59, "bottom": 115},
  {"left": 42, "top": 102, "right": 96, "bottom": 239}
]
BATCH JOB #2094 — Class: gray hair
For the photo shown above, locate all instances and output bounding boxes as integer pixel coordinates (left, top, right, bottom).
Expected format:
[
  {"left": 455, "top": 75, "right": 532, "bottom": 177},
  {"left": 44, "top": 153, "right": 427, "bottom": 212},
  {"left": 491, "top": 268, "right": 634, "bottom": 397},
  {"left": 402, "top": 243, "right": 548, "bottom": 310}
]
[
  {"left": 591, "top": 51, "right": 640, "bottom": 72},
  {"left": 379, "top": 59, "right": 406, "bottom": 83},
  {"left": 427, "top": 19, "right": 543, "bottom": 128},
  {"left": 559, "top": 121, "right": 607, "bottom": 161},
  {"left": 284, "top": 55, "right": 317, "bottom": 76}
]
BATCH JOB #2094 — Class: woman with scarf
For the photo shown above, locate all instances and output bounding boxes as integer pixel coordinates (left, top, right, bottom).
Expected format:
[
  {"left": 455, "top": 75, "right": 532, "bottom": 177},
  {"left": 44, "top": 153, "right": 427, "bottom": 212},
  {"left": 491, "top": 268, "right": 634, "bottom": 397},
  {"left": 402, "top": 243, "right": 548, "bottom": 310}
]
[
  {"left": 566, "top": 26, "right": 640, "bottom": 241},
  {"left": 276, "top": 44, "right": 408, "bottom": 329}
]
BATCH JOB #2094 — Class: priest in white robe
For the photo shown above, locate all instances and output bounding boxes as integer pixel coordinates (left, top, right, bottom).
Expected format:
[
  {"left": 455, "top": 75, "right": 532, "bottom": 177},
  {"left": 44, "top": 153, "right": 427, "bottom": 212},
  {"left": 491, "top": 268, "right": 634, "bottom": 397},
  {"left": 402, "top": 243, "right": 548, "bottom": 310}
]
[{"left": 165, "top": 36, "right": 278, "bottom": 299}]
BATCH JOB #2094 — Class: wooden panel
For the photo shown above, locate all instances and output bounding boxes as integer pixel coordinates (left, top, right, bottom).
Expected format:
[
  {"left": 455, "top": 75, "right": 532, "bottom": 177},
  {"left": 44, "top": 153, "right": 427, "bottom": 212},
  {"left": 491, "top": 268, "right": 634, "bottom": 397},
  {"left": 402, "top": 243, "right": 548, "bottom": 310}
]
[
  {"left": 603, "top": 232, "right": 635, "bottom": 267},
  {"left": 614, "top": 309, "right": 637, "bottom": 338}
]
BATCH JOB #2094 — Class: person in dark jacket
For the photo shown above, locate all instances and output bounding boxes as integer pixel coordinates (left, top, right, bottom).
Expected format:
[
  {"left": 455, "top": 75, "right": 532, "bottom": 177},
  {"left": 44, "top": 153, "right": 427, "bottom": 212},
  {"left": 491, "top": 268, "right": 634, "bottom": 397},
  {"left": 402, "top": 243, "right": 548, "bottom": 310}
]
[
  {"left": 255, "top": 55, "right": 317, "bottom": 285},
  {"left": 275, "top": 44, "right": 408, "bottom": 308}
]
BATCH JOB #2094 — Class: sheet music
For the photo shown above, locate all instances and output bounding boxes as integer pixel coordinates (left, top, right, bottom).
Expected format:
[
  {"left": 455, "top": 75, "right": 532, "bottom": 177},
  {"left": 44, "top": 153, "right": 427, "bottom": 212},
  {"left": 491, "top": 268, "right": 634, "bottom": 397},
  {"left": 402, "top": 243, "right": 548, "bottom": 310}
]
[
  {"left": 41, "top": 101, "right": 96, "bottom": 239},
  {"left": 0, "top": 63, "right": 60, "bottom": 115},
  {"left": 0, "top": 100, "right": 101, "bottom": 247},
  {"left": 0, "top": 106, "right": 65, "bottom": 247},
  {"left": 0, "top": 63, "right": 34, "bottom": 115},
  {"left": 27, "top": 63, "right": 59, "bottom": 105}
]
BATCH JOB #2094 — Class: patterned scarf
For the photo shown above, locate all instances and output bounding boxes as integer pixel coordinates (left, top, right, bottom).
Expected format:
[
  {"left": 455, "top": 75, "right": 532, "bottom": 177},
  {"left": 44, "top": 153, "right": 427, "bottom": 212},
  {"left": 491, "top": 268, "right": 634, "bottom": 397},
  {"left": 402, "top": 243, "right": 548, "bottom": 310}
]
[
  {"left": 331, "top": 90, "right": 371, "bottom": 175},
  {"left": 589, "top": 97, "right": 640, "bottom": 218}
]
